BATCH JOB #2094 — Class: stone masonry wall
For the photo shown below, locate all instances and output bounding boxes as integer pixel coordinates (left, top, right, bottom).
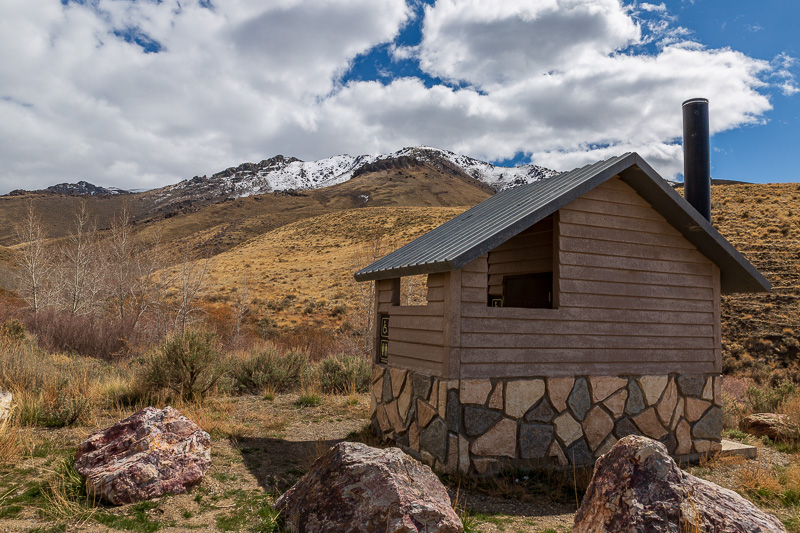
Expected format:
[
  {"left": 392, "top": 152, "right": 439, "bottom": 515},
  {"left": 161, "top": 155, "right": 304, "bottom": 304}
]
[{"left": 370, "top": 366, "right": 723, "bottom": 475}]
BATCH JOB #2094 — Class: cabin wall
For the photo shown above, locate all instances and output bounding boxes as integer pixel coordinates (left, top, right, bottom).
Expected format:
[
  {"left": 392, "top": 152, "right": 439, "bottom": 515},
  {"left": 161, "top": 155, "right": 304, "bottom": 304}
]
[
  {"left": 460, "top": 177, "right": 720, "bottom": 379},
  {"left": 375, "top": 274, "right": 449, "bottom": 377}
]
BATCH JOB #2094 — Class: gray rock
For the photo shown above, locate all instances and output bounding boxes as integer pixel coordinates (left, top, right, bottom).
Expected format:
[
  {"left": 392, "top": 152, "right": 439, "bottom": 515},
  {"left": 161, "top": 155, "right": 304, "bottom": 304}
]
[
  {"left": 275, "top": 442, "right": 463, "bottom": 533},
  {"left": 421, "top": 417, "right": 448, "bottom": 463},
  {"left": 463, "top": 406, "right": 503, "bottom": 437},
  {"left": 660, "top": 433, "right": 677, "bottom": 455},
  {"left": 446, "top": 389, "right": 460, "bottom": 433},
  {"left": 625, "top": 380, "right": 645, "bottom": 416},
  {"left": 520, "top": 424, "right": 554, "bottom": 459},
  {"left": 614, "top": 417, "right": 639, "bottom": 439},
  {"left": 573, "top": 436, "right": 785, "bottom": 532},
  {"left": 382, "top": 373, "right": 393, "bottom": 403},
  {"left": 567, "top": 438, "right": 592, "bottom": 465},
  {"left": 692, "top": 406, "right": 722, "bottom": 440},
  {"left": 525, "top": 398, "right": 555, "bottom": 423},
  {"left": 412, "top": 374, "right": 433, "bottom": 401},
  {"left": 568, "top": 378, "right": 591, "bottom": 421},
  {"left": 677, "top": 375, "right": 706, "bottom": 397}
]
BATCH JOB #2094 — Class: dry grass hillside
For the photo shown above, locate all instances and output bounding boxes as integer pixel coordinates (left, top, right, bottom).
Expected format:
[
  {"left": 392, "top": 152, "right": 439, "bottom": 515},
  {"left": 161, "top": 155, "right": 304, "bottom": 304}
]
[
  {"left": 174, "top": 182, "right": 800, "bottom": 383},
  {"left": 169, "top": 207, "right": 468, "bottom": 328},
  {"left": 710, "top": 183, "right": 800, "bottom": 383}
]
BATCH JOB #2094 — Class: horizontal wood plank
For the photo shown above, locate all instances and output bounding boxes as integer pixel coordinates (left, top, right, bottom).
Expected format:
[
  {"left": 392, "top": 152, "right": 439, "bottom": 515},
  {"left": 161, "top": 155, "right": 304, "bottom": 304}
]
[
  {"left": 460, "top": 305, "right": 714, "bottom": 325},
  {"left": 461, "top": 256, "right": 488, "bottom": 273},
  {"left": 390, "top": 302, "right": 445, "bottom": 316},
  {"left": 461, "top": 318, "right": 713, "bottom": 336},
  {"left": 461, "top": 272, "right": 487, "bottom": 289},
  {"left": 489, "top": 259, "right": 553, "bottom": 275},
  {"left": 561, "top": 197, "right": 669, "bottom": 221},
  {"left": 560, "top": 279, "right": 713, "bottom": 300},
  {"left": 558, "top": 293, "right": 713, "bottom": 312},
  {"left": 596, "top": 177, "right": 632, "bottom": 192},
  {"left": 460, "top": 361, "right": 717, "bottom": 379},
  {"left": 391, "top": 315, "right": 444, "bottom": 332},
  {"left": 426, "top": 273, "right": 446, "bottom": 288},
  {"left": 559, "top": 251, "right": 712, "bottom": 276},
  {"left": 489, "top": 244, "right": 552, "bottom": 264},
  {"left": 389, "top": 354, "right": 443, "bottom": 375},
  {"left": 390, "top": 340, "right": 445, "bottom": 362},
  {"left": 391, "top": 328, "right": 444, "bottom": 346},
  {"left": 461, "top": 334, "right": 713, "bottom": 350},
  {"left": 559, "top": 265, "right": 712, "bottom": 289},
  {"left": 461, "top": 348, "right": 714, "bottom": 364},
  {"left": 578, "top": 185, "right": 653, "bottom": 207},
  {"left": 426, "top": 287, "right": 445, "bottom": 303},
  {"left": 461, "top": 287, "right": 487, "bottom": 304},
  {"left": 560, "top": 236, "right": 709, "bottom": 263},
  {"left": 559, "top": 222, "right": 695, "bottom": 250},
  {"left": 559, "top": 209, "right": 683, "bottom": 236}
]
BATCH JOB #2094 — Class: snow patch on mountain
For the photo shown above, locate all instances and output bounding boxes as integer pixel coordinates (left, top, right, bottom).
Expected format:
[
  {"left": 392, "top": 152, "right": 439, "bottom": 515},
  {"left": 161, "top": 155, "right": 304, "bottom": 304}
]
[{"left": 156, "top": 147, "right": 557, "bottom": 203}]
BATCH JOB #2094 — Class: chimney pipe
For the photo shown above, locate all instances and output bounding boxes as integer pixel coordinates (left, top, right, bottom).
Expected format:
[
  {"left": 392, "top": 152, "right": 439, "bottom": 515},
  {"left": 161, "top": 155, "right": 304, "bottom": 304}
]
[{"left": 682, "top": 98, "right": 711, "bottom": 221}]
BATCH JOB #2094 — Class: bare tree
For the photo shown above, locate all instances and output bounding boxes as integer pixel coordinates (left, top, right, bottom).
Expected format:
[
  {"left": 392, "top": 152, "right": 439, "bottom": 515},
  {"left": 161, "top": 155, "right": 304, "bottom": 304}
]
[
  {"left": 59, "top": 200, "right": 100, "bottom": 315},
  {"left": 173, "top": 253, "right": 212, "bottom": 335},
  {"left": 105, "top": 204, "right": 162, "bottom": 336},
  {"left": 14, "top": 201, "right": 53, "bottom": 313},
  {"left": 232, "top": 272, "right": 250, "bottom": 340}
]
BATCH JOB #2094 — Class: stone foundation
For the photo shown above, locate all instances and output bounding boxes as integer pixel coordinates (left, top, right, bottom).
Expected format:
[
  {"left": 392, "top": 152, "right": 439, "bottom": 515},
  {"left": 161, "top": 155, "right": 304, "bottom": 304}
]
[{"left": 370, "top": 366, "right": 722, "bottom": 475}]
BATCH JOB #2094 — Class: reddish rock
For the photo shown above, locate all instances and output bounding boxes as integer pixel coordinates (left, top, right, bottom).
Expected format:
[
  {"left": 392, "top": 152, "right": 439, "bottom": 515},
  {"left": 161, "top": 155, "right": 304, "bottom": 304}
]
[
  {"left": 275, "top": 442, "right": 463, "bottom": 533},
  {"left": 740, "top": 413, "right": 799, "bottom": 442},
  {"left": 574, "top": 435, "right": 784, "bottom": 533},
  {"left": 74, "top": 407, "right": 210, "bottom": 505}
]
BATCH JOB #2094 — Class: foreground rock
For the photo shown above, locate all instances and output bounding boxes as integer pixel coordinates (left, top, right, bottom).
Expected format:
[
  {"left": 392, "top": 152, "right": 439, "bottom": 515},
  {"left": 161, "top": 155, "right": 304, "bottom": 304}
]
[
  {"left": 275, "top": 442, "right": 463, "bottom": 533},
  {"left": 574, "top": 435, "right": 784, "bottom": 533},
  {"left": 740, "top": 413, "right": 798, "bottom": 442},
  {"left": 75, "top": 406, "right": 211, "bottom": 504}
]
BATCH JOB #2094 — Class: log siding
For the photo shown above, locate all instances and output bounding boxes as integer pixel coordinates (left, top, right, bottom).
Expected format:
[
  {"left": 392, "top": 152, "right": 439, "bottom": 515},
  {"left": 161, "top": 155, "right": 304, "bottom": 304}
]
[{"left": 459, "top": 177, "right": 720, "bottom": 379}]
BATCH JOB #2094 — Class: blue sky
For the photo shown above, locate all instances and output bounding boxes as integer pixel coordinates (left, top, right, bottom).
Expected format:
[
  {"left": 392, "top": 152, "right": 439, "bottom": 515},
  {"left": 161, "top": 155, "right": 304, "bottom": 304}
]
[{"left": 0, "top": 0, "right": 797, "bottom": 193}]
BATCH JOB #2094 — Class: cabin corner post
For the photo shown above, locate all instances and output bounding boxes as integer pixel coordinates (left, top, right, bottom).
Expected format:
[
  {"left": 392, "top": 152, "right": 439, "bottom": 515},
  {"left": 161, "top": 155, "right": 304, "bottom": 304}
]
[{"left": 444, "top": 269, "right": 462, "bottom": 380}]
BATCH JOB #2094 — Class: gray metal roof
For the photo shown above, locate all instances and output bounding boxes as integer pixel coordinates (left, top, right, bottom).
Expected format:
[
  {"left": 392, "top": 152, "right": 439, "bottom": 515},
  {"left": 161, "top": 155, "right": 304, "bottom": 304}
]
[{"left": 354, "top": 152, "right": 770, "bottom": 294}]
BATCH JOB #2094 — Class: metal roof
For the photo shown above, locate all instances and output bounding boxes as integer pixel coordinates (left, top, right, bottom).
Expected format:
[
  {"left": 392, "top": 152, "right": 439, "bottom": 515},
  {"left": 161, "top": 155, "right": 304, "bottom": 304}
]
[{"left": 354, "top": 152, "right": 770, "bottom": 294}]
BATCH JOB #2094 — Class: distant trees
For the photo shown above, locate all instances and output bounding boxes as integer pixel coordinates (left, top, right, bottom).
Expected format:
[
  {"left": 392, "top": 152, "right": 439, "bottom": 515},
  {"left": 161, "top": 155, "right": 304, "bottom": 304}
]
[{"left": 11, "top": 200, "right": 213, "bottom": 357}]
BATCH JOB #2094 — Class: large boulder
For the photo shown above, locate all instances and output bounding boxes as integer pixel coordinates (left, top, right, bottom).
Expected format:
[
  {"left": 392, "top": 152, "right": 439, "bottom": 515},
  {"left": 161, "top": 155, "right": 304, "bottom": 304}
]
[
  {"left": 740, "top": 413, "right": 798, "bottom": 442},
  {"left": 574, "top": 435, "right": 785, "bottom": 533},
  {"left": 275, "top": 442, "right": 463, "bottom": 533},
  {"left": 75, "top": 406, "right": 211, "bottom": 504}
]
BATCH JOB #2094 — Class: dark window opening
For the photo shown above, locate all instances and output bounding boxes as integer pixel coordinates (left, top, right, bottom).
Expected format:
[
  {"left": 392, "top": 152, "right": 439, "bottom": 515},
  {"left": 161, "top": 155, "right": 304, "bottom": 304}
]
[{"left": 502, "top": 273, "right": 553, "bottom": 309}]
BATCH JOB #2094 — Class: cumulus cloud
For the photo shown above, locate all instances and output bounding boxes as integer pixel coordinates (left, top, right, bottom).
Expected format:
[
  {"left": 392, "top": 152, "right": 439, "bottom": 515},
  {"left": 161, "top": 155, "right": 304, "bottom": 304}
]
[{"left": 0, "top": 0, "right": 794, "bottom": 193}]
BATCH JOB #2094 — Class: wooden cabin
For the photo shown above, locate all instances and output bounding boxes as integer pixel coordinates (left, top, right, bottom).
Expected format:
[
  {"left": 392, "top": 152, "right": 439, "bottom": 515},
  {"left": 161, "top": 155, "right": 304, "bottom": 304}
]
[{"left": 354, "top": 151, "right": 769, "bottom": 474}]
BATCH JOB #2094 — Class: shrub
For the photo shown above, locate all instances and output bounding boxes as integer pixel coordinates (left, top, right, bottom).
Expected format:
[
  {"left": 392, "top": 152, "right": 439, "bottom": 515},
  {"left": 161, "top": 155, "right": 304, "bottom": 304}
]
[
  {"left": 145, "top": 330, "right": 226, "bottom": 402},
  {"left": 0, "top": 319, "right": 25, "bottom": 343},
  {"left": 25, "top": 310, "right": 128, "bottom": 360},
  {"left": 745, "top": 380, "right": 796, "bottom": 413},
  {"left": 317, "top": 353, "right": 371, "bottom": 394},
  {"left": 231, "top": 347, "right": 310, "bottom": 393}
]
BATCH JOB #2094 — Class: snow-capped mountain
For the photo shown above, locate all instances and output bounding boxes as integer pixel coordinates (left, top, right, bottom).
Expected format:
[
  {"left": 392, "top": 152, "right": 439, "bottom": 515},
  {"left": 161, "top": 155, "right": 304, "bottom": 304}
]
[{"left": 154, "top": 147, "right": 557, "bottom": 204}]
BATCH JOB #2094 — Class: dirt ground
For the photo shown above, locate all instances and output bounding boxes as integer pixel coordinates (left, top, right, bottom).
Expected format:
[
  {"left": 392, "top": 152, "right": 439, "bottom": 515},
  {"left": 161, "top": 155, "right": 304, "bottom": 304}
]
[{"left": 0, "top": 393, "right": 790, "bottom": 532}]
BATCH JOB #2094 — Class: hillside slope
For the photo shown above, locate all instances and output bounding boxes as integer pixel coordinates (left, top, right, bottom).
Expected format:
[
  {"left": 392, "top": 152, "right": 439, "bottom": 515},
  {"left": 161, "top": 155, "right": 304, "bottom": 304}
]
[{"left": 181, "top": 182, "right": 799, "bottom": 384}]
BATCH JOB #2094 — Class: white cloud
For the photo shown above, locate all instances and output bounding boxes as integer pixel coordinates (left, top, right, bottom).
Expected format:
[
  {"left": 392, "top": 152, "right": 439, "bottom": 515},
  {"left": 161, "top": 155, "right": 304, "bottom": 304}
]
[
  {"left": 640, "top": 2, "right": 666, "bottom": 12},
  {"left": 0, "top": 0, "right": 792, "bottom": 193}
]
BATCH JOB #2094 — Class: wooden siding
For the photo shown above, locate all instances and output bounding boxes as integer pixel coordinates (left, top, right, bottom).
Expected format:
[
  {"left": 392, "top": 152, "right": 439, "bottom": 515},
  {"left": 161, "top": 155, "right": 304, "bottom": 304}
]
[
  {"left": 487, "top": 217, "right": 553, "bottom": 297},
  {"left": 377, "top": 273, "right": 449, "bottom": 376},
  {"left": 460, "top": 177, "right": 720, "bottom": 379}
]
